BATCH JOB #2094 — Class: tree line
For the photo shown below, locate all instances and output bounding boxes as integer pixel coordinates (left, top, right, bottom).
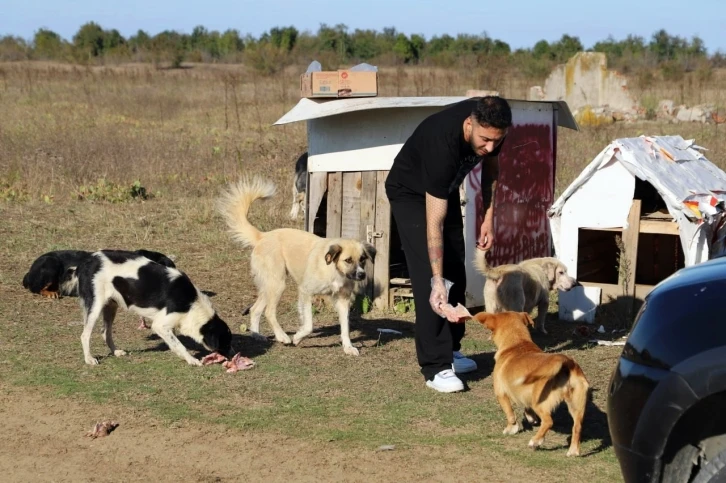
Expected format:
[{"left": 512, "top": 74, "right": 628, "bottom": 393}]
[{"left": 0, "top": 22, "right": 721, "bottom": 79}]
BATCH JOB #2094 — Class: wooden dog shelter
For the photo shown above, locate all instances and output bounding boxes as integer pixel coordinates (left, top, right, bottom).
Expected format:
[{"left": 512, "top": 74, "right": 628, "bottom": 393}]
[
  {"left": 548, "top": 135, "right": 726, "bottom": 322},
  {"left": 274, "top": 96, "right": 579, "bottom": 310}
]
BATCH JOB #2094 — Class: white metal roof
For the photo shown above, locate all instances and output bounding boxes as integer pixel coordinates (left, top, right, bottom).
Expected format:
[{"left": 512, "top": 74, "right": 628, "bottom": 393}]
[
  {"left": 273, "top": 96, "right": 579, "bottom": 130},
  {"left": 549, "top": 135, "right": 726, "bottom": 222}
]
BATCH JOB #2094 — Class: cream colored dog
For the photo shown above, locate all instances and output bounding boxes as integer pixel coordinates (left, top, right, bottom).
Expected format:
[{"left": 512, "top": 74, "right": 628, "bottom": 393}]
[
  {"left": 474, "top": 248, "right": 576, "bottom": 334},
  {"left": 216, "top": 176, "right": 376, "bottom": 355}
]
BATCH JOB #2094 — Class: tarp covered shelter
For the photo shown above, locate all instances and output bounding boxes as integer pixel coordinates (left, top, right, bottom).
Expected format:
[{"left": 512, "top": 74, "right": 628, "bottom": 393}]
[{"left": 548, "top": 134, "right": 726, "bottom": 321}]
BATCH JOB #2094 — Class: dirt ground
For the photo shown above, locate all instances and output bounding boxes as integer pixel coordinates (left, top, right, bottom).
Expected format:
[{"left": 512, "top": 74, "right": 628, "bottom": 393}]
[{"left": 0, "top": 383, "right": 591, "bottom": 483}]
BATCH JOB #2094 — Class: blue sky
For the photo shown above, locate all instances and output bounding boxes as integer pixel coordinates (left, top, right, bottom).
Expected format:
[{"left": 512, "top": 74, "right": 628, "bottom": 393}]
[{"left": 1, "top": 0, "right": 725, "bottom": 53}]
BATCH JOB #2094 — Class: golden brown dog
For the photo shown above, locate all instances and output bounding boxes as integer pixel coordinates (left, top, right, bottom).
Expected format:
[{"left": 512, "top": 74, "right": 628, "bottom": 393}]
[
  {"left": 472, "top": 311, "right": 589, "bottom": 456},
  {"left": 216, "top": 176, "right": 376, "bottom": 356},
  {"left": 474, "top": 247, "right": 577, "bottom": 334}
]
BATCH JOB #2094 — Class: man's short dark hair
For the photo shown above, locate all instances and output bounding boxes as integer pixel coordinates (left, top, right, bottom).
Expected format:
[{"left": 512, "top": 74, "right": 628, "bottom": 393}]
[{"left": 472, "top": 96, "right": 512, "bottom": 130}]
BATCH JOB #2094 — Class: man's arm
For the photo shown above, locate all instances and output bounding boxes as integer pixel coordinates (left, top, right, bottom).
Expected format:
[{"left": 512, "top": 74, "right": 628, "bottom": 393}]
[
  {"left": 426, "top": 193, "right": 450, "bottom": 316},
  {"left": 425, "top": 193, "right": 448, "bottom": 277},
  {"left": 482, "top": 156, "right": 499, "bottom": 215},
  {"left": 478, "top": 157, "right": 499, "bottom": 249},
  {"left": 482, "top": 179, "right": 497, "bottom": 223}
]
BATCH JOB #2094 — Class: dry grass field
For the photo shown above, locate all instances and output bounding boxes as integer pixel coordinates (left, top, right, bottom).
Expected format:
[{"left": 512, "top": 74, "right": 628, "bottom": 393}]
[{"left": 0, "top": 61, "right": 725, "bottom": 482}]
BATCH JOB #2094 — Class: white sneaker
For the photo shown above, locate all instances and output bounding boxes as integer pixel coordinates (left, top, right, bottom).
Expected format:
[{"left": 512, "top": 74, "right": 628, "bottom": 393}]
[
  {"left": 453, "top": 351, "right": 477, "bottom": 374},
  {"left": 426, "top": 369, "right": 465, "bottom": 393}
]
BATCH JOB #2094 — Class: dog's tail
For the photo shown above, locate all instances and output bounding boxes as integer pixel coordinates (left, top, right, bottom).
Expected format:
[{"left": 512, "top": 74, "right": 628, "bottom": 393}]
[
  {"left": 216, "top": 176, "right": 277, "bottom": 249},
  {"left": 474, "top": 247, "right": 502, "bottom": 281},
  {"left": 567, "top": 362, "right": 590, "bottom": 413}
]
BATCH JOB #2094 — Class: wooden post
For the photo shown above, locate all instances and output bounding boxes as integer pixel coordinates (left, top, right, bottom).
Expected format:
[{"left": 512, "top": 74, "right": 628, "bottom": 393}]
[
  {"left": 360, "top": 171, "right": 377, "bottom": 300},
  {"left": 326, "top": 172, "right": 343, "bottom": 238},
  {"left": 341, "top": 172, "right": 362, "bottom": 239},
  {"left": 619, "top": 199, "right": 641, "bottom": 318},
  {"left": 306, "top": 172, "right": 327, "bottom": 233},
  {"left": 373, "top": 170, "right": 391, "bottom": 310}
]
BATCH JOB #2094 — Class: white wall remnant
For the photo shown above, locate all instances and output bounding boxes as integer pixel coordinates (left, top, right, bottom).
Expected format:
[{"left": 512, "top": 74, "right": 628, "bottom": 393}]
[{"left": 529, "top": 52, "right": 640, "bottom": 116}]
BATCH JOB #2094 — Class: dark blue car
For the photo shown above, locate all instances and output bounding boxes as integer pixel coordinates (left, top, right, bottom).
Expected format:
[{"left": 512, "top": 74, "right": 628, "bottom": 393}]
[{"left": 607, "top": 254, "right": 726, "bottom": 482}]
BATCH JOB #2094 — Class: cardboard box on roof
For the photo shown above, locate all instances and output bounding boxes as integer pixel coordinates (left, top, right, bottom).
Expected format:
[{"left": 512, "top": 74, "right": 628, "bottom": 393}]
[{"left": 300, "top": 61, "right": 378, "bottom": 98}]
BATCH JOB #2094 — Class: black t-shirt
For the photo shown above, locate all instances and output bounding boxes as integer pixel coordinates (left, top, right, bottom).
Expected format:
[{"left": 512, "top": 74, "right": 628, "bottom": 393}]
[{"left": 385, "top": 99, "right": 502, "bottom": 203}]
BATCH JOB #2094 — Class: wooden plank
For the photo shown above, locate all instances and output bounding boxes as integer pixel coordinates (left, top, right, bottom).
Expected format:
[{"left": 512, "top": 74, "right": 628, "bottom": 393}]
[
  {"left": 373, "top": 170, "right": 391, "bottom": 310},
  {"left": 640, "top": 220, "right": 679, "bottom": 235},
  {"left": 580, "top": 282, "right": 655, "bottom": 301},
  {"left": 641, "top": 210, "right": 674, "bottom": 220},
  {"left": 619, "top": 200, "right": 642, "bottom": 297},
  {"left": 308, "top": 145, "right": 403, "bottom": 172},
  {"left": 359, "top": 171, "right": 377, "bottom": 300},
  {"left": 359, "top": 171, "right": 377, "bottom": 241},
  {"left": 306, "top": 171, "right": 327, "bottom": 233},
  {"left": 341, "top": 172, "right": 362, "bottom": 240},
  {"left": 580, "top": 227, "right": 622, "bottom": 232},
  {"left": 326, "top": 172, "right": 343, "bottom": 238},
  {"left": 390, "top": 278, "right": 411, "bottom": 285},
  {"left": 619, "top": 200, "right": 642, "bottom": 318},
  {"left": 303, "top": 170, "right": 310, "bottom": 232},
  {"left": 579, "top": 219, "right": 679, "bottom": 236}
]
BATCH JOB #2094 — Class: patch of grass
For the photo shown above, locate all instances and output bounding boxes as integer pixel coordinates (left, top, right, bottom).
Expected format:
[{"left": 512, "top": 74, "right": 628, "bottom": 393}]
[
  {"left": 352, "top": 294, "right": 373, "bottom": 315},
  {"left": 74, "top": 178, "right": 154, "bottom": 203},
  {"left": 393, "top": 297, "right": 415, "bottom": 314},
  {"left": 460, "top": 334, "right": 496, "bottom": 353},
  {"left": 640, "top": 94, "right": 658, "bottom": 120},
  {"left": 0, "top": 174, "right": 30, "bottom": 202}
]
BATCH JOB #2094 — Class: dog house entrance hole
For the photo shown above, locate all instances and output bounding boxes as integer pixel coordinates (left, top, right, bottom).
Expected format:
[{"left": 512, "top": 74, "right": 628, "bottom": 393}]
[{"left": 577, "top": 180, "right": 684, "bottom": 300}]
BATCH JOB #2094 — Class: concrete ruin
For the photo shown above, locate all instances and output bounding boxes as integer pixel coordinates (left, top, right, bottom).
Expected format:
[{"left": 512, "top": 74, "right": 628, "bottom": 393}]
[
  {"left": 527, "top": 53, "right": 636, "bottom": 109},
  {"left": 673, "top": 104, "right": 723, "bottom": 123},
  {"left": 528, "top": 52, "right": 724, "bottom": 125}
]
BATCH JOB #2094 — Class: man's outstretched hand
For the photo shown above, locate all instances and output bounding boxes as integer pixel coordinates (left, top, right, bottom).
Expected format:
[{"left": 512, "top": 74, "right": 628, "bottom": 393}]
[
  {"left": 429, "top": 276, "right": 448, "bottom": 317},
  {"left": 477, "top": 220, "right": 494, "bottom": 250}
]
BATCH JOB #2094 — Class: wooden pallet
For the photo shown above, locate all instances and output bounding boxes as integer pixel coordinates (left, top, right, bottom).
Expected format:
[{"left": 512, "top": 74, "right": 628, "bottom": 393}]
[{"left": 389, "top": 277, "right": 413, "bottom": 308}]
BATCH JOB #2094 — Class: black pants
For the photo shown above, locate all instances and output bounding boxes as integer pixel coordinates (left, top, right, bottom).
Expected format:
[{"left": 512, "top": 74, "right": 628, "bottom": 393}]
[{"left": 389, "top": 197, "right": 467, "bottom": 381}]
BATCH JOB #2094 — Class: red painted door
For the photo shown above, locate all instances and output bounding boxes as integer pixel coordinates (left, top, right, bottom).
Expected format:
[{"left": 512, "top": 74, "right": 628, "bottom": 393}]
[{"left": 467, "top": 120, "right": 555, "bottom": 267}]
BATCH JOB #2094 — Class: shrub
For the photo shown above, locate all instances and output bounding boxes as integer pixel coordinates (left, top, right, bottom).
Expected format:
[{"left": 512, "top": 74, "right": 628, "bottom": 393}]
[{"left": 74, "top": 178, "right": 154, "bottom": 203}]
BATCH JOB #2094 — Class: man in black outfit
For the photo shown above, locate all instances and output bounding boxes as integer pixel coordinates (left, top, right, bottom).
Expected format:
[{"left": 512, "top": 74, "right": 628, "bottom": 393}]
[{"left": 385, "top": 96, "right": 512, "bottom": 393}]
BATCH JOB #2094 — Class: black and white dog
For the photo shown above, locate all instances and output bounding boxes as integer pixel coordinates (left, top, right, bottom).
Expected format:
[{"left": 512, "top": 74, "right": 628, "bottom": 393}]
[
  {"left": 23, "top": 250, "right": 90, "bottom": 298},
  {"left": 22, "top": 249, "right": 176, "bottom": 299},
  {"left": 76, "top": 250, "right": 232, "bottom": 366},
  {"left": 289, "top": 151, "right": 308, "bottom": 220}
]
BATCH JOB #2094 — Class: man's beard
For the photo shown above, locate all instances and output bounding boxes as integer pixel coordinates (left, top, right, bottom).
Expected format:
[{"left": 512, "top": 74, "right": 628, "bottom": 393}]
[{"left": 469, "top": 139, "right": 488, "bottom": 156}]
